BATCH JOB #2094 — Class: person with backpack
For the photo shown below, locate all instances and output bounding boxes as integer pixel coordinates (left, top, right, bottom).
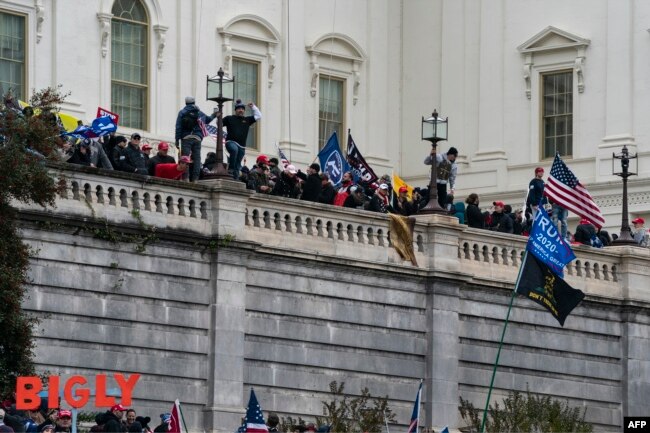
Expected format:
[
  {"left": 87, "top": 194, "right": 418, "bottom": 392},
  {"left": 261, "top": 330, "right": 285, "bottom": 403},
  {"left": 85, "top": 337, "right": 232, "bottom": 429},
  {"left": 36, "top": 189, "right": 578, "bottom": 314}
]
[
  {"left": 175, "top": 96, "right": 217, "bottom": 182},
  {"left": 223, "top": 99, "right": 262, "bottom": 180}
]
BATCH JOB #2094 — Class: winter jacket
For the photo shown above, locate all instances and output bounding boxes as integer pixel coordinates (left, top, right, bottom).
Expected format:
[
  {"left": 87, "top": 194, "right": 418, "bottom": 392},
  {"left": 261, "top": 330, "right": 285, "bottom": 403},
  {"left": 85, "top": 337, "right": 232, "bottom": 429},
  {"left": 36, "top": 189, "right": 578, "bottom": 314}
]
[
  {"left": 488, "top": 211, "right": 514, "bottom": 233},
  {"left": 271, "top": 172, "right": 300, "bottom": 198},
  {"left": 465, "top": 203, "right": 484, "bottom": 229},
  {"left": 299, "top": 172, "right": 322, "bottom": 202},
  {"left": 175, "top": 104, "right": 216, "bottom": 141},
  {"left": 318, "top": 183, "right": 336, "bottom": 205}
]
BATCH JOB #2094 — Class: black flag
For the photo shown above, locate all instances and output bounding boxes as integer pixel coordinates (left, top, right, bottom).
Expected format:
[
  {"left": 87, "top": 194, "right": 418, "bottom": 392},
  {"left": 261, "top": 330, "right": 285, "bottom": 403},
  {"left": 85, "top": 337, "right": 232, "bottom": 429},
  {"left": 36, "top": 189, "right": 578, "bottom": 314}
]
[
  {"left": 515, "top": 254, "right": 584, "bottom": 326},
  {"left": 346, "top": 131, "right": 378, "bottom": 184}
]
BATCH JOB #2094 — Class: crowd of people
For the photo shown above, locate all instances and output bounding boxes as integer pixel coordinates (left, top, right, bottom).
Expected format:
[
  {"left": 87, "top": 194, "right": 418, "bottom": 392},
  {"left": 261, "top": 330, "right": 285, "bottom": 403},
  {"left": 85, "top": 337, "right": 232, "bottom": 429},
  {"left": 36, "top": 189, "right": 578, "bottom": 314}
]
[
  {"left": 7, "top": 91, "right": 648, "bottom": 247},
  {"left": 0, "top": 404, "right": 173, "bottom": 433}
]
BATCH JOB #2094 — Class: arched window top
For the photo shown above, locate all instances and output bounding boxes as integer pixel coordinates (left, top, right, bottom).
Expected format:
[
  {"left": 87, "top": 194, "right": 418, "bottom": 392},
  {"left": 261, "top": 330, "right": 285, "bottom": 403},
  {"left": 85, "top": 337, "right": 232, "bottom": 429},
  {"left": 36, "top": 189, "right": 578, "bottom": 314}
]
[{"left": 112, "top": 0, "right": 148, "bottom": 23}]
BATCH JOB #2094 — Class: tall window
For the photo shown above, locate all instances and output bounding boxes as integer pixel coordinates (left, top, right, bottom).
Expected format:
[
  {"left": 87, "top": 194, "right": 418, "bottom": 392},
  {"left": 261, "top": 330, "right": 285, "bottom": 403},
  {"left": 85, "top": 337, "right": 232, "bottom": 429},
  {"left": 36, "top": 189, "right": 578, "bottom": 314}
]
[
  {"left": 0, "top": 11, "right": 26, "bottom": 100},
  {"left": 233, "top": 59, "right": 259, "bottom": 149},
  {"left": 111, "top": 0, "right": 148, "bottom": 130},
  {"left": 318, "top": 76, "right": 344, "bottom": 149},
  {"left": 542, "top": 71, "right": 573, "bottom": 159}
]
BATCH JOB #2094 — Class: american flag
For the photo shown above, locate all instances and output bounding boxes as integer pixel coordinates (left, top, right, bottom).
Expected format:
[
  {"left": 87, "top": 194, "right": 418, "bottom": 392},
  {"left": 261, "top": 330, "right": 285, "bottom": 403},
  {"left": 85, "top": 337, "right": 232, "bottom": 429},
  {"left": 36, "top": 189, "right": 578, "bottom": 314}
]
[
  {"left": 197, "top": 118, "right": 218, "bottom": 138},
  {"left": 276, "top": 144, "right": 290, "bottom": 169},
  {"left": 244, "top": 389, "right": 268, "bottom": 433},
  {"left": 169, "top": 399, "right": 184, "bottom": 433},
  {"left": 544, "top": 154, "right": 605, "bottom": 229},
  {"left": 407, "top": 381, "right": 423, "bottom": 433}
]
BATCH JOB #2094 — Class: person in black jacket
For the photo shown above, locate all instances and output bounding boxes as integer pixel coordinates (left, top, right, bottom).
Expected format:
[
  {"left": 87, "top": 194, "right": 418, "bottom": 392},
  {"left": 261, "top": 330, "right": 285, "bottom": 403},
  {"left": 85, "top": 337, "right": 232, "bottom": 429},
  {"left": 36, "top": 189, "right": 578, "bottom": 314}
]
[
  {"left": 526, "top": 166, "right": 547, "bottom": 218},
  {"left": 318, "top": 173, "right": 336, "bottom": 205},
  {"left": 574, "top": 218, "right": 597, "bottom": 245},
  {"left": 272, "top": 165, "right": 301, "bottom": 198},
  {"left": 368, "top": 184, "right": 393, "bottom": 213},
  {"left": 115, "top": 133, "right": 147, "bottom": 175},
  {"left": 488, "top": 201, "right": 514, "bottom": 233},
  {"left": 67, "top": 140, "right": 92, "bottom": 166},
  {"left": 343, "top": 185, "right": 369, "bottom": 209},
  {"left": 101, "top": 405, "right": 126, "bottom": 433},
  {"left": 148, "top": 142, "right": 176, "bottom": 175},
  {"left": 298, "top": 163, "right": 322, "bottom": 202},
  {"left": 465, "top": 193, "right": 484, "bottom": 229}
]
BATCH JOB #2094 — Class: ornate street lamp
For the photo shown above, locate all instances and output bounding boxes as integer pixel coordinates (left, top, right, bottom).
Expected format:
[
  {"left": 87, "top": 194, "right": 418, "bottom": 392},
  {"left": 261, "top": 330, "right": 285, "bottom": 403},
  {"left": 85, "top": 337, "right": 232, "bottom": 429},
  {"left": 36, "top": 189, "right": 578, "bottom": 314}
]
[
  {"left": 206, "top": 68, "right": 235, "bottom": 179},
  {"left": 419, "top": 110, "right": 449, "bottom": 214},
  {"left": 612, "top": 145, "right": 638, "bottom": 245}
]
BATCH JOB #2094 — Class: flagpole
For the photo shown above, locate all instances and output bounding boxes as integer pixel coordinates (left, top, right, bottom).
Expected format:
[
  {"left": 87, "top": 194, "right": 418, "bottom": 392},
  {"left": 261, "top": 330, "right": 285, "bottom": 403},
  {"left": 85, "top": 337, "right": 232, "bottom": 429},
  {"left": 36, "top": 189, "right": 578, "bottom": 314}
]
[
  {"left": 479, "top": 252, "right": 527, "bottom": 433},
  {"left": 177, "top": 400, "right": 189, "bottom": 433},
  {"left": 416, "top": 378, "right": 423, "bottom": 433}
]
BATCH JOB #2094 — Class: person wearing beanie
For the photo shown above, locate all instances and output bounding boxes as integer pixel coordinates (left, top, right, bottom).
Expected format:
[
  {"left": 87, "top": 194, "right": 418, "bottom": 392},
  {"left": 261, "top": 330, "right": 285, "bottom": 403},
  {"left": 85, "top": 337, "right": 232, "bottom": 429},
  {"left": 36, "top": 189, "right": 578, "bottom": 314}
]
[
  {"left": 175, "top": 96, "right": 217, "bottom": 182},
  {"left": 526, "top": 166, "right": 547, "bottom": 219},
  {"left": 424, "top": 146, "right": 458, "bottom": 208},
  {"left": 223, "top": 98, "right": 262, "bottom": 180},
  {"left": 297, "top": 163, "right": 322, "bottom": 202}
]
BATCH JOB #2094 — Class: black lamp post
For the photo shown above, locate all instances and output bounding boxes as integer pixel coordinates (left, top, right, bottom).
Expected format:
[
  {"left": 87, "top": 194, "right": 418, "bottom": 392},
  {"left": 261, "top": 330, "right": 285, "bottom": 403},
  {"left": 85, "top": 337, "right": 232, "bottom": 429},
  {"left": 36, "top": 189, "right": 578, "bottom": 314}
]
[
  {"left": 206, "top": 68, "right": 235, "bottom": 179},
  {"left": 420, "top": 110, "right": 449, "bottom": 214},
  {"left": 612, "top": 145, "right": 638, "bottom": 245}
]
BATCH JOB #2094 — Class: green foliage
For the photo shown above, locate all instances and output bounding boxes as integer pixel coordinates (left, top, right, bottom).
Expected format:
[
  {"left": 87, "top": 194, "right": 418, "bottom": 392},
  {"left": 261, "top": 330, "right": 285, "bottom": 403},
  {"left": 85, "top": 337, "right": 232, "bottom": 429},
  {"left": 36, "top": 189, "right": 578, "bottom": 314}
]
[
  {"left": 0, "top": 88, "right": 68, "bottom": 399},
  {"left": 459, "top": 389, "right": 593, "bottom": 433},
  {"left": 315, "top": 381, "right": 396, "bottom": 433}
]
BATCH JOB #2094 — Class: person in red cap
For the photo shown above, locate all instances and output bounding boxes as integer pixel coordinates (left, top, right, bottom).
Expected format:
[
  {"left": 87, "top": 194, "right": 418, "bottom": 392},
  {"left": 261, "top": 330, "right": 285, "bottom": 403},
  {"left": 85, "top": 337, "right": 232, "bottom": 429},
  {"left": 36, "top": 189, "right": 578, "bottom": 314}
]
[
  {"left": 246, "top": 155, "right": 272, "bottom": 193},
  {"left": 574, "top": 218, "right": 600, "bottom": 246},
  {"left": 147, "top": 142, "right": 176, "bottom": 175},
  {"left": 394, "top": 185, "right": 417, "bottom": 216},
  {"left": 140, "top": 143, "right": 152, "bottom": 164},
  {"left": 488, "top": 201, "right": 514, "bottom": 233},
  {"left": 154, "top": 156, "right": 192, "bottom": 180},
  {"left": 526, "top": 166, "right": 547, "bottom": 219},
  {"left": 632, "top": 217, "right": 647, "bottom": 246},
  {"left": 55, "top": 410, "right": 73, "bottom": 433},
  {"left": 100, "top": 404, "right": 127, "bottom": 433}
]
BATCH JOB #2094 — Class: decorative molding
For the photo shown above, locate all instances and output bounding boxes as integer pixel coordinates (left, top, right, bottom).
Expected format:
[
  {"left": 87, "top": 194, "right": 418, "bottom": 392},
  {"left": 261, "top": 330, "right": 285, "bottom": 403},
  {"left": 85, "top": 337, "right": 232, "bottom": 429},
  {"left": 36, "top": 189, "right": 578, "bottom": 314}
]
[
  {"left": 306, "top": 33, "right": 366, "bottom": 100},
  {"left": 97, "top": 12, "right": 113, "bottom": 58},
  {"left": 517, "top": 26, "right": 590, "bottom": 97},
  {"left": 153, "top": 25, "right": 168, "bottom": 70},
  {"left": 267, "top": 45, "right": 275, "bottom": 88},
  {"left": 217, "top": 15, "right": 280, "bottom": 88},
  {"left": 35, "top": 0, "right": 44, "bottom": 43},
  {"left": 309, "top": 53, "right": 319, "bottom": 97}
]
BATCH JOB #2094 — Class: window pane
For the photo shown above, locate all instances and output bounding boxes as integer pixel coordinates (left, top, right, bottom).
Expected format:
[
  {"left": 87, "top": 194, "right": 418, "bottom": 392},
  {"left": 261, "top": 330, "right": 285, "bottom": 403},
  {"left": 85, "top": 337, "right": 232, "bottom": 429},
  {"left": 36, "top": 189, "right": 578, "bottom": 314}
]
[
  {"left": 319, "top": 76, "right": 344, "bottom": 149},
  {"left": 111, "top": 0, "right": 148, "bottom": 130},
  {"left": 541, "top": 71, "right": 573, "bottom": 158},
  {"left": 0, "top": 11, "right": 25, "bottom": 100},
  {"left": 233, "top": 59, "right": 260, "bottom": 149}
]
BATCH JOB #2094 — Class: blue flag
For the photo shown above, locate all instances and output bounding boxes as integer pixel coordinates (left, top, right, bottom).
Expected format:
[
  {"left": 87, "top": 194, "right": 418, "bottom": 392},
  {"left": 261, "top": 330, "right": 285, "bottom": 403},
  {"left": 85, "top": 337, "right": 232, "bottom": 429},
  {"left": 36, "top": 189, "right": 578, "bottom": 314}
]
[
  {"left": 244, "top": 389, "right": 268, "bottom": 433},
  {"left": 526, "top": 206, "right": 576, "bottom": 277},
  {"left": 407, "top": 381, "right": 423, "bottom": 433},
  {"left": 91, "top": 115, "right": 117, "bottom": 136},
  {"left": 318, "top": 132, "right": 350, "bottom": 187}
]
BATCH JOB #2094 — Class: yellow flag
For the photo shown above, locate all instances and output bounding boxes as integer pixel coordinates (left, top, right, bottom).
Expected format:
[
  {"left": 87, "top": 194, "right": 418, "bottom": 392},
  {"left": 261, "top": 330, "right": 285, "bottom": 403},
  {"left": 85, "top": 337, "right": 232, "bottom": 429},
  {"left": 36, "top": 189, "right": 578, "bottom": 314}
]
[
  {"left": 18, "top": 100, "right": 81, "bottom": 132},
  {"left": 392, "top": 172, "right": 414, "bottom": 200}
]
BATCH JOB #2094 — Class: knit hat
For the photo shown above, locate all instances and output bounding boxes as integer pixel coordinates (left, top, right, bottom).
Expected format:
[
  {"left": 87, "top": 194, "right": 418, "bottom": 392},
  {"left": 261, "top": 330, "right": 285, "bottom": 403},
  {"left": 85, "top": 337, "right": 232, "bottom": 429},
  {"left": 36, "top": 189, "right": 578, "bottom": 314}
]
[
  {"left": 185, "top": 96, "right": 195, "bottom": 104},
  {"left": 160, "top": 413, "right": 171, "bottom": 423},
  {"left": 234, "top": 99, "right": 246, "bottom": 109},
  {"left": 447, "top": 147, "right": 458, "bottom": 156}
]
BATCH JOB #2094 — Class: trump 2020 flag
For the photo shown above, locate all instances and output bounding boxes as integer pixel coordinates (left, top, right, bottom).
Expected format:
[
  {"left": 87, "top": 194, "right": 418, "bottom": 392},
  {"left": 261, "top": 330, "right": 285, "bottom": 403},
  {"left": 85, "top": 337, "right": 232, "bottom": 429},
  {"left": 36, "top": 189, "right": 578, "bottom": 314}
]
[
  {"left": 526, "top": 206, "right": 575, "bottom": 278},
  {"left": 169, "top": 399, "right": 184, "bottom": 433},
  {"left": 347, "top": 131, "right": 378, "bottom": 184},
  {"left": 515, "top": 254, "right": 585, "bottom": 326},
  {"left": 318, "top": 132, "right": 350, "bottom": 187},
  {"left": 245, "top": 389, "right": 268, "bottom": 433},
  {"left": 407, "top": 381, "right": 423, "bottom": 433}
]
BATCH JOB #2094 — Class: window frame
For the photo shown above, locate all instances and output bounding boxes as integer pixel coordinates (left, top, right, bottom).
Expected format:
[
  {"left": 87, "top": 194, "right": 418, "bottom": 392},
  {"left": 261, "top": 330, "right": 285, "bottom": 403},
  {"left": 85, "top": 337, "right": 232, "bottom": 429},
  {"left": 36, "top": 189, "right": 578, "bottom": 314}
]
[
  {"left": 110, "top": 0, "right": 150, "bottom": 131},
  {"left": 232, "top": 57, "right": 261, "bottom": 150},
  {"left": 318, "top": 74, "right": 346, "bottom": 150},
  {"left": 539, "top": 69, "right": 573, "bottom": 160},
  {"left": 0, "top": 9, "right": 27, "bottom": 101}
]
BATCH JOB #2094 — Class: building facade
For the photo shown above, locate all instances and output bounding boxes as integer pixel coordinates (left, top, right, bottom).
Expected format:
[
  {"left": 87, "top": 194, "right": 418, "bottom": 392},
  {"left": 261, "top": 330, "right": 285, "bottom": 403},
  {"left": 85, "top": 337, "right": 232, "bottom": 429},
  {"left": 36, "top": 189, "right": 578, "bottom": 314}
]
[{"left": 3, "top": 0, "right": 650, "bottom": 232}]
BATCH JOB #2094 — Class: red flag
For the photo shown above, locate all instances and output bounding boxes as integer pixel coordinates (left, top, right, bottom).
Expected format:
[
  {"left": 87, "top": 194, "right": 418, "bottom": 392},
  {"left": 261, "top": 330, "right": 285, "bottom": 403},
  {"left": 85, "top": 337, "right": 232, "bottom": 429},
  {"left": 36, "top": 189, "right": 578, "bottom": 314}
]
[
  {"left": 544, "top": 154, "right": 605, "bottom": 229},
  {"left": 169, "top": 399, "right": 183, "bottom": 433}
]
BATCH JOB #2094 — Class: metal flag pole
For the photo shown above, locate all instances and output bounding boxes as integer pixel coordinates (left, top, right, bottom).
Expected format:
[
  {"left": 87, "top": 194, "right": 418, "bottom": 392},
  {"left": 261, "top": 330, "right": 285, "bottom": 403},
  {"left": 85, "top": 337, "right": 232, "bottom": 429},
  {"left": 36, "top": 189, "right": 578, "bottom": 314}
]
[
  {"left": 479, "top": 251, "right": 527, "bottom": 433},
  {"left": 177, "top": 400, "right": 189, "bottom": 433}
]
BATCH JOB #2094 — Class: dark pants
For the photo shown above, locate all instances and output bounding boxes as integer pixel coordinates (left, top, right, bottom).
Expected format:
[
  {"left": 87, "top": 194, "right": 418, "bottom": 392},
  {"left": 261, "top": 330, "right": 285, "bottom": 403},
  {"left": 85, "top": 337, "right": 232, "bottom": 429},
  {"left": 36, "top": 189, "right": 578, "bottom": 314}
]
[
  {"left": 437, "top": 182, "right": 448, "bottom": 208},
  {"left": 225, "top": 140, "right": 246, "bottom": 180},
  {"left": 181, "top": 138, "right": 201, "bottom": 181}
]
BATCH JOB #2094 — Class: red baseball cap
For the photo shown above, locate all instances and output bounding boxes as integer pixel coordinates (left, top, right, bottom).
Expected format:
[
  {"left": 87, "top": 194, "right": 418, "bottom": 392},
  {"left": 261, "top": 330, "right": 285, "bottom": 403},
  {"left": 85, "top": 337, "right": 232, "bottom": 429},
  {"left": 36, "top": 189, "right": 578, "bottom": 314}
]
[
  {"left": 632, "top": 217, "right": 645, "bottom": 225},
  {"left": 399, "top": 186, "right": 408, "bottom": 193},
  {"left": 158, "top": 142, "right": 170, "bottom": 151},
  {"left": 142, "top": 144, "right": 152, "bottom": 151},
  {"left": 111, "top": 404, "right": 127, "bottom": 412},
  {"left": 579, "top": 218, "right": 591, "bottom": 225},
  {"left": 493, "top": 201, "right": 505, "bottom": 207},
  {"left": 535, "top": 167, "right": 544, "bottom": 174},
  {"left": 256, "top": 155, "right": 270, "bottom": 166},
  {"left": 58, "top": 410, "right": 72, "bottom": 418}
]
